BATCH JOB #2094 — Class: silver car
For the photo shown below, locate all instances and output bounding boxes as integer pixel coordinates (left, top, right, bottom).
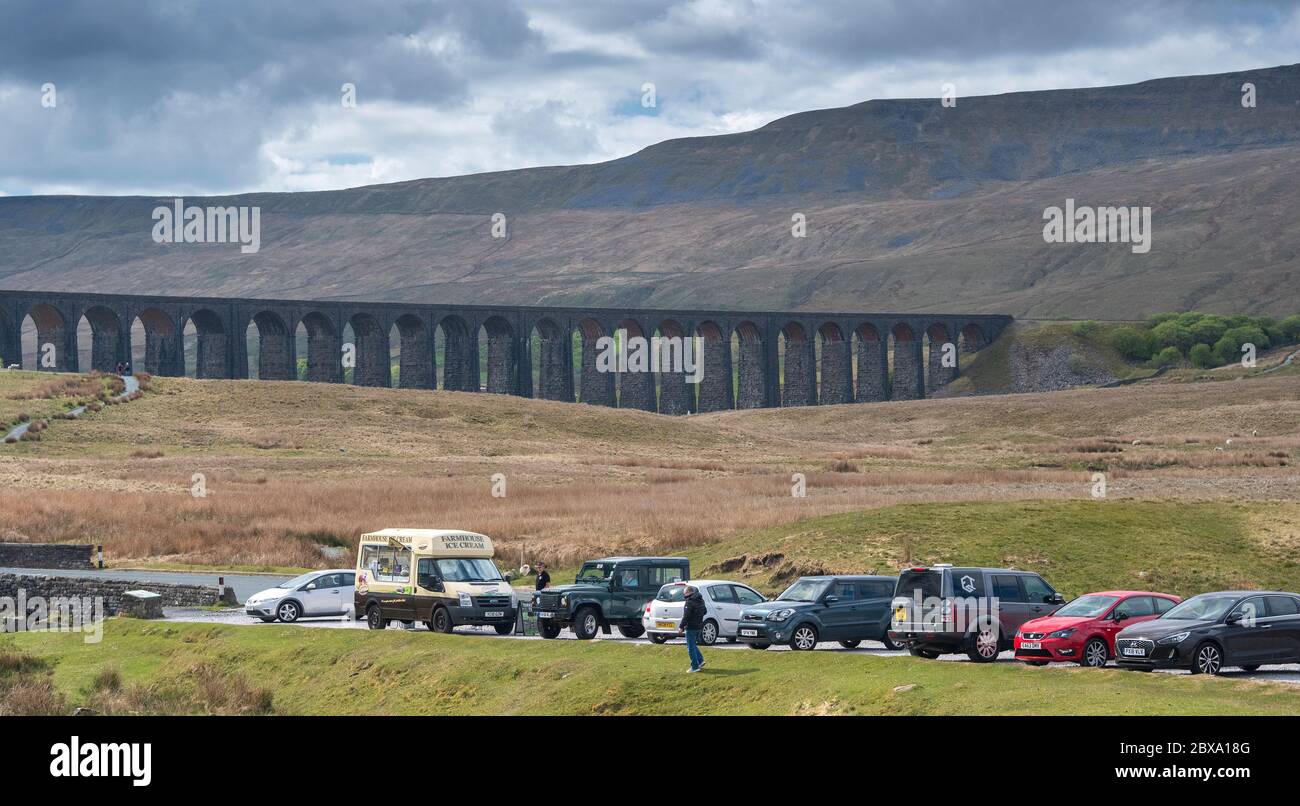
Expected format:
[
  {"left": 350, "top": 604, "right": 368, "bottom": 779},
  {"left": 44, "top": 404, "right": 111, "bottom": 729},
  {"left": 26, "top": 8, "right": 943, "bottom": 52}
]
[{"left": 245, "top": 569, "right": 356, "bottom": 623}]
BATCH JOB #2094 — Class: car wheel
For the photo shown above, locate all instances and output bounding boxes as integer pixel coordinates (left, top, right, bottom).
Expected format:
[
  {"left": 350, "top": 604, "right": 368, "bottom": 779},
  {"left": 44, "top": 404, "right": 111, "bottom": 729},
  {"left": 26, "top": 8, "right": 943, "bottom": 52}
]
[
  {"left": 493, "top": 622, "right": 515, "bottom": 635},
  {"left": 1081, "top": 638, "right": 1109, "bottom": 668},
  {"left": 537, "top": 619, "right": 562, "bottom": 639},
  {"left": 1241, "top": 664, "right": 1261, "bottom": 672},
  {"left": 700, "top": 620, "right": 719, "bottom": 646},
  {"left": 965, "top": 626, "right": 1000, "bottom": 663},
  {"left": 839, "top": 639, "right": 861, "bottom": 649},
  {"left": 789, "top": 624, "right": 818, "bottom": 651},
  {"left": 426, "top": 606, "right": 454, "bottom": 634},
  {"left": 748, "top": 642, "right": 771, "bottom": 650},
  {"left": 649, "top": 633, "right": 671, "bottom": 644},
  {"left": 1190, "top": 642, "right": 1223, "bottom": 675},
  {"left": 276, "top": 600, "right": 301, "bottom": 623},
  {"left": 365, "top": 604, "right": 386, "bottom": 631},
  {"left": 909, "top": 647, "right": 940, "bottom": 660},
  {"left": 572, "top": 607, "right": 600, "bottom": 640},
  {"left": 878, "top": 632, "right": 901, "bottom": 651},
  {"left": 617, "top": 624, "right": 645, "bottom": 639}
]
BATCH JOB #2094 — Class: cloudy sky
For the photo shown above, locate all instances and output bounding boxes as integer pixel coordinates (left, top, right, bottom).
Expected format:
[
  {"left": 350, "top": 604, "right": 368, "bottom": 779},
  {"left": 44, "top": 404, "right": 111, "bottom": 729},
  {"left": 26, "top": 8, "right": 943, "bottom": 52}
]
[{"left": 2, "top": 0, "right": 1299, "bottom": 197}]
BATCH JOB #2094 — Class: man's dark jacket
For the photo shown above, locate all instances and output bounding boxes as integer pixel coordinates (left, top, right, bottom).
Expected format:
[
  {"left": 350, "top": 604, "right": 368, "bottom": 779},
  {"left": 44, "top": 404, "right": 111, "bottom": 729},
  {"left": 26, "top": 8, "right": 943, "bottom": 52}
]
[{"left": 681, "top": 590, "right": 707, "bottom": 631}]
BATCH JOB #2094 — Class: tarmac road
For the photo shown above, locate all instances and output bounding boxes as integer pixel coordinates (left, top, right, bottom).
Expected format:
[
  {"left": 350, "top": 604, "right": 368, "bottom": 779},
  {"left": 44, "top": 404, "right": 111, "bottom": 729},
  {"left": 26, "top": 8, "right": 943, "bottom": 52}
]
[{"left": 159, "top": 607, "right": 1300, "bottom": 683}]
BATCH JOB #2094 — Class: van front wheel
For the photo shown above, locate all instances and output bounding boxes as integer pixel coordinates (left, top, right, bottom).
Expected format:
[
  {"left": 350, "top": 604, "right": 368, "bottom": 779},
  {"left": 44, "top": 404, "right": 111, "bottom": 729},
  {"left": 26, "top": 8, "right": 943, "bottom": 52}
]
[
  {"left": 427, "top": 607, "right": 453, "bottom": 633},
  {"left": 365, "top": 604, "right": 386, "bottom": 630},
  {"left": 537, "top": 619, "right": 562, "bottom": 639}
]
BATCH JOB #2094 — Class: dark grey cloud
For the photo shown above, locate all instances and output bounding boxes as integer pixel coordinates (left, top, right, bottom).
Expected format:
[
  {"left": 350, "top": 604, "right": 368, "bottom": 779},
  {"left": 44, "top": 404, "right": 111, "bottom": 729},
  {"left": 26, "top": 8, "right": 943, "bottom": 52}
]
[{"left": 1, "top": 0, "right": 1297, "bottom": 195}]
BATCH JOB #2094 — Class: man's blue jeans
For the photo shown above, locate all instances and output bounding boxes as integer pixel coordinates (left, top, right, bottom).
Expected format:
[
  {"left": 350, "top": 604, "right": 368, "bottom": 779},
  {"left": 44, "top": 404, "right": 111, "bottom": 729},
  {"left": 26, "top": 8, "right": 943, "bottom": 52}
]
[{"left": 685, "top": 628, "right": 704, "bottom": 670}]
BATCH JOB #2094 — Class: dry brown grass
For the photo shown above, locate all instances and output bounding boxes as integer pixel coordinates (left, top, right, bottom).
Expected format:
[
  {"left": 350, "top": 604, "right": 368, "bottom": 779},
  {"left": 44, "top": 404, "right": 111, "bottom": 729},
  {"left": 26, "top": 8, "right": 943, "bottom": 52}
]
[{"left": 0, "top": 373, "right": 1295, "bottom": 569}]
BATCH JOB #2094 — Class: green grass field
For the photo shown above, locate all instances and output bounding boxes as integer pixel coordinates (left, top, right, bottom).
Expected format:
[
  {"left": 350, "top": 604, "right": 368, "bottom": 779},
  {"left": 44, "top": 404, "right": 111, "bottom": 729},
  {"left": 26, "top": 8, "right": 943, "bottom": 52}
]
[
  {"left": 8, "top": 619, "right": 1300, "bottom": 716},
  {"left": 537, "top": 499, "right": 1300, "bottom": 599}
]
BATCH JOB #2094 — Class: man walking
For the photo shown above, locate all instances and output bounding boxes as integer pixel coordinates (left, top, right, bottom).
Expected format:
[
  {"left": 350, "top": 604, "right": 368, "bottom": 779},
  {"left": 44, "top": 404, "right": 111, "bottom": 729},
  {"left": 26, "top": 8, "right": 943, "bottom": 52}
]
[
  {"left": 534, "top": 562, "right": 551, "bottom": 591},
  {"left": 681, "top": 584, "right": 707, "bottom": 672}
]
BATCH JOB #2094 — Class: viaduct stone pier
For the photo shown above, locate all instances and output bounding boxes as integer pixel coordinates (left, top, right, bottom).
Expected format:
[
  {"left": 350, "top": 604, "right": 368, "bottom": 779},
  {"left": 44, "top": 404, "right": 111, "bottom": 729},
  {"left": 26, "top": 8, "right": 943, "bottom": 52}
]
[{"left": 0, "top": 289, "right": 1011, "bottom": 413}]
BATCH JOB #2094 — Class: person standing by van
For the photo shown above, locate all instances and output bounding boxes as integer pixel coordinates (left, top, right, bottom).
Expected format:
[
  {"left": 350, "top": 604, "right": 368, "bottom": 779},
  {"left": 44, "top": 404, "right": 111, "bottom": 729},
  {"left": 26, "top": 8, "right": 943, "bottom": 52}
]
[
  {"left": 534, "top": 562, "right": 550, "bottom": 591},
  {"left": 682, "top": 584, "right": 707, "bottom": 672}
]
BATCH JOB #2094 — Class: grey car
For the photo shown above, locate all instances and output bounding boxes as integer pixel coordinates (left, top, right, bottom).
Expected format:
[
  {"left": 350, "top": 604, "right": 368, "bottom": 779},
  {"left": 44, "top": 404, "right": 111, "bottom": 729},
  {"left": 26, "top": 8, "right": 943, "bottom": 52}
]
[{"left": 734, "top": 575, "right": 899, "bottom": 650}]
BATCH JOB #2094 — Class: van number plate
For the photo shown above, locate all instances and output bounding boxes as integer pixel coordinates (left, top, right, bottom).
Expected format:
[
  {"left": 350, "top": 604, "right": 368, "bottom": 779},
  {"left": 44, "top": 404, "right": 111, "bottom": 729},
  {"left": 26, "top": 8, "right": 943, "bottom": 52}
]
[
  {"left": 536, "top": 611, "right": 554, "bottom": 619},
  {"left": 485, "top": 611, "right": 504, "bottom": 618}
]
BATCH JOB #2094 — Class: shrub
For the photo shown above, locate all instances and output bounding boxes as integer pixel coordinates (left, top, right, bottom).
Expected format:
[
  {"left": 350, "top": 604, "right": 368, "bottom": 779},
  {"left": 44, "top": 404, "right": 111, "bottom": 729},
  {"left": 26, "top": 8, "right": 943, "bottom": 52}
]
[
  {"left": 1109, "top": 326, "right": 1155, "bottom": 360},
  {"left": 1188, "top": 343, "right": 1215, "bottom": 368},
  {"left": 1151, "top": 321, "right": 1195, "bottom": 354},
  {"left": 1151, "top": 346, "right": 1183, "bottom": 367},
  {"left": 1071, "top": 320, "right": 1099, "bottom": 338},
  {"left": 1281, "top": 314, "right": 1300, "bottom": 343}
]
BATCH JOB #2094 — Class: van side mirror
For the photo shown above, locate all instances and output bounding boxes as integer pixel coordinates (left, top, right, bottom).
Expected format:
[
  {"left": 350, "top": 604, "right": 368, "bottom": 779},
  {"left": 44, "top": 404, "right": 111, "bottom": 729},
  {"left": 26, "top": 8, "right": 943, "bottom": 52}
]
[{"left": 822, "top": 595, "right": 839, "bottom": 605}]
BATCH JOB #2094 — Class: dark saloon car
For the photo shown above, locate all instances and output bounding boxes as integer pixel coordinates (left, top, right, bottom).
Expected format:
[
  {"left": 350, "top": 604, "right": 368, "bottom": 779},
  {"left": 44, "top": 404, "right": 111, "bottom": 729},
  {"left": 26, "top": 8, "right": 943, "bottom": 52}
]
[
  {"left": 735, "top": 575, "right": 899, "bottom": 651},
  {"left": 1115, "top": 590, "right": 1300, "bottom": 675}
]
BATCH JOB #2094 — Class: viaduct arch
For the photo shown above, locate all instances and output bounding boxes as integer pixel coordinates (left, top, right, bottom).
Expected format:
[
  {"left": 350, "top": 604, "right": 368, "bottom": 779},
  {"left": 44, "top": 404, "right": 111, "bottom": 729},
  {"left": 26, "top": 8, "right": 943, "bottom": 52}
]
[{"left": 0, "top": 289, "right": 1011, "bottom": 414}]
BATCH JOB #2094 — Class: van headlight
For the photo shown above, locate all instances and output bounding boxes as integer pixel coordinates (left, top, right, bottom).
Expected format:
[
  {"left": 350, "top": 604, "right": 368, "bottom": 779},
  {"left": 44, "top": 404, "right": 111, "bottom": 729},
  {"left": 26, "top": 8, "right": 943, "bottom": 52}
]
[
  {"left": 767, "top": 609, "right": 795, "bottom": 622},
  {"left": 560, "top": 595, "right": 569, "bottom": 606},
  {"left": 459, "top": 592, "right": 472, "bottom": 608},
  {"left": 1158, "top": 631, "right": 1190, "bottom": 645}
]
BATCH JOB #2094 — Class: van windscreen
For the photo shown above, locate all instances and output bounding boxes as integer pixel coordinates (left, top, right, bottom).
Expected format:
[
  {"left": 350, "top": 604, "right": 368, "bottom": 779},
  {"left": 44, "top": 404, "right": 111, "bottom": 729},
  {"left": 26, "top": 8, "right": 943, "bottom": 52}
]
[
  {"left": 436, "top": 558, "right": 502, "bottom": 582},
  {"left": 896, "top": 570, "right": 942, "bottom": 599}
]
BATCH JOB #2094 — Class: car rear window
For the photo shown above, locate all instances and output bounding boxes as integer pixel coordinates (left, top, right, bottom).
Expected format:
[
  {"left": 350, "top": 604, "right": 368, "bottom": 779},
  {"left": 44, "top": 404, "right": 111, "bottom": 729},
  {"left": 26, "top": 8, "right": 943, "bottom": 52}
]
[
  {"left": 896, "top": 570, "right": 942, "bottom": 599},
  {"left": 656, "top": 585, "right": 686, "bottom": 602}
]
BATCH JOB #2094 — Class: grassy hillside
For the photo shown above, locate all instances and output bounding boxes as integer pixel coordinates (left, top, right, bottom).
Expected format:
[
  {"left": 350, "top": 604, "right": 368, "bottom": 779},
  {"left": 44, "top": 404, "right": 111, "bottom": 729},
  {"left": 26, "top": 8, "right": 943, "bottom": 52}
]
[
  {"left": 7, "top": 620, "right": 1300, "bottom": 716},
  {"left": 4, "top": 65, "right": 1300, "bottom": 317},
  {"left": 0, "top": 371, "right": 120, "bottom": 432},
  {"left": 684, "top": 500, "right": 1300, "bottom": 598}
]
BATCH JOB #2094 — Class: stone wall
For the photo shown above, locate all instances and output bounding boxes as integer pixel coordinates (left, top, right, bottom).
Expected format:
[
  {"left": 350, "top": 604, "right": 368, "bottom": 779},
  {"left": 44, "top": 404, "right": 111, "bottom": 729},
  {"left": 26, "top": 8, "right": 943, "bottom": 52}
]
[
  {"left": 0, "top": 542, "right": 94, "bottom": 570},
  {"left": 0, "top": 572, "right": 239, "bottom": 615}
]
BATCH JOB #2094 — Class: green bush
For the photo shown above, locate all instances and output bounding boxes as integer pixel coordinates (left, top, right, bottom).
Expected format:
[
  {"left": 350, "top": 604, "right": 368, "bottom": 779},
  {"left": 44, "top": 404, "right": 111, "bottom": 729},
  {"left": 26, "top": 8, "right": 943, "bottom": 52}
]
[
  {"left": 1109, "top": 326, "right": 1155, "bottom": 360},
  {"left": 1071, "top": 320, "right": 1099, "bottom": 338},
  {"left": 1188, "top": 343, "right": 1215, "bottom": 368},
  {"left": 1151, "top": 346, "right": 1183, "bottom": 367},
  {"left": 1281, "top": 315, "right": 1300, "bottom": 343},
  {"left": 1151, "top": 320, "right": 1195, "bottom": 354}
]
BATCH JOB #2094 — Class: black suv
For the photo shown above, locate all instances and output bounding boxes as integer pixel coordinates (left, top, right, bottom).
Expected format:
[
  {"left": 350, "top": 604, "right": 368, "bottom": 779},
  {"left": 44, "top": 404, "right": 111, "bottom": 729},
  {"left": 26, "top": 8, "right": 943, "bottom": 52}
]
[
  {"left": 1116, "top": 590, "right": 1300, "bottom": 675},
  {"left": 888, "top": 565, "right": 1065, "bottom": 662},
  {"left": 735, "top": 575, "right": 899, "bottom": 651},
  {"left": 532, "top": 556, "right": 688, "bottom": 640}
]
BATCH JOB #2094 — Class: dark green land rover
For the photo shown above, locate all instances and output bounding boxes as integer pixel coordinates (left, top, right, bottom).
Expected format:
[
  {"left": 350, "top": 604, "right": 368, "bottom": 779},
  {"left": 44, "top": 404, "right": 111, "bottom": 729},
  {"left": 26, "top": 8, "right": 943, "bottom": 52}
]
[{"left": 532, "top": 556, "right": 689, "bottom": 639}]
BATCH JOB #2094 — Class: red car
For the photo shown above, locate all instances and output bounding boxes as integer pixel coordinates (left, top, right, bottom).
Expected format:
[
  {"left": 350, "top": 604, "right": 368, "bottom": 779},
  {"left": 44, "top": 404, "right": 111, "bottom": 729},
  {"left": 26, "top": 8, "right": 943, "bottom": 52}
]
[{"left": 1014, "top": 590, "right": 1181, "bottom": 668}]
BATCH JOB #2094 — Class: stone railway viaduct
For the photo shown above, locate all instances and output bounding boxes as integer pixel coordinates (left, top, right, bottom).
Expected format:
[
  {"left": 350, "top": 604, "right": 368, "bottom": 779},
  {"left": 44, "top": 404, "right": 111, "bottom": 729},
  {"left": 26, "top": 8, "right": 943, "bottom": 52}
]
[{"left": 0, "top": 289, "right": 1011, "bottom": 413}]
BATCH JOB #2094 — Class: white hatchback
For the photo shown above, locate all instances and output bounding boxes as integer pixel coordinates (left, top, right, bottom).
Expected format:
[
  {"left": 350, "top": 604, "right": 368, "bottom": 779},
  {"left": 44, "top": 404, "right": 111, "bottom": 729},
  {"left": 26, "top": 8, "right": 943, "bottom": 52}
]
[
  {"left": 642, "top": 579, "right": 767, "bottom": 645},
  {"left": 245, "top": 569, "right": 356, "bottom": 623}
]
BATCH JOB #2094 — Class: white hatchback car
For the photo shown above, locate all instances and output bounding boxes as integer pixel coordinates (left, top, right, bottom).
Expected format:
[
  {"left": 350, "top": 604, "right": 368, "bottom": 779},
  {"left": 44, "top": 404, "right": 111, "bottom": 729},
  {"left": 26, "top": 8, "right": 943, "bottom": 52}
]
[
  {"left": 245, "top": 569, "right": 356, "bottom": 623},
  {"left": 642, "top": 579, "right": 767, "bottom": 645}
]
